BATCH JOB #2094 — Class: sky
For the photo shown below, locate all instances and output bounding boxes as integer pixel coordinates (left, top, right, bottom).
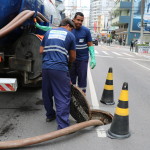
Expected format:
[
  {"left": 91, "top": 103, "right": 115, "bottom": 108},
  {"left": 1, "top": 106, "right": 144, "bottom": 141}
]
[
  {"left": 64, "top": 0, "right": 90, "bottom": 8},
  {"left": 77, "top": 0, "right": 90, "bottom": 8},
  {"left": 64, "top": 0, "right": 90, "bottom": 17}
]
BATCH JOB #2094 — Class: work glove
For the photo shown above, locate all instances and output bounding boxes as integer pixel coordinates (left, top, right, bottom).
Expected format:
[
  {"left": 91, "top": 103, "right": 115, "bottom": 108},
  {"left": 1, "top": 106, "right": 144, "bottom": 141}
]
[
  {"left": 34, "top": 19, "right": 52, "bottom": 31},
  {"left": 90, "top": 58, "right": 96, "bottom": 69},
  {"left": 89, "top": 46, "right": 96, "bottom": 69}
]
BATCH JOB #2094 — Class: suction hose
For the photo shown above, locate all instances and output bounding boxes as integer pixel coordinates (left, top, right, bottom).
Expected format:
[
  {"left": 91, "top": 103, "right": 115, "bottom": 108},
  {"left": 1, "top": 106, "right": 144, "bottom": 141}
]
[
  {"left": 0, "top": 11, "right": 35, "bottom": 38},
  {"left": 0, "top": 10, "right": 49, "bottom": 38},
  {"left": 36, "top": 16, "right": 44, "bottom": 22},
  {"left": 37, "top": 12, "right": 49, "bottom": 22},
  {"left": 0, "top": 120, "right": 103, "bottom": 149},
  {"left": 1, "top": 10, "right": 31, "bottom": 31}
]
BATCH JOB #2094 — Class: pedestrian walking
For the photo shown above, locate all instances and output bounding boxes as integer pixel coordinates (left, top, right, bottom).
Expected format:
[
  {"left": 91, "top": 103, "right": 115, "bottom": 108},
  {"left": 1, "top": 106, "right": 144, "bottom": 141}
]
[
  {"left": 130, "top": 39, "right": 134, "bottom": 51},
  {"left": 123, "top": 39, "right": 126, "bottom": 46},
  {"left": 119, "top": 38, "right": 122, "bottom": 45},
  {"left": 70, "top": 12, "right": 96, "bottom": 93},
  {"left": 107, "top": 38, "right": 110, "bottom": 46},
  {"left": 39, "top": 18, "right": 76, "bottom": 129}
]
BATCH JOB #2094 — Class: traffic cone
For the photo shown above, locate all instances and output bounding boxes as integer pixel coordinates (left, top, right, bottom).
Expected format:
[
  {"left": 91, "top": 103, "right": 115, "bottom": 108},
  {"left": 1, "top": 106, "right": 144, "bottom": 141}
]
[
  {"left": 100, "top": 67, "right": 114, "bottom": 105},
  {"left": 107, "top": 82, "right": 130, "bottom": 139}
]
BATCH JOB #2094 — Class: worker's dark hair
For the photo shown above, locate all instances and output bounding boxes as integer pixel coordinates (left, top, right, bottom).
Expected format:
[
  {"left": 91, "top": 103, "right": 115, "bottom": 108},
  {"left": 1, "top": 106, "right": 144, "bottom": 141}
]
[
  {"left": 74, "top": 12, "right": 84, "bottom": 19},
  {"left": 60, "top": 18, "right": 75, "bottom": 28}
]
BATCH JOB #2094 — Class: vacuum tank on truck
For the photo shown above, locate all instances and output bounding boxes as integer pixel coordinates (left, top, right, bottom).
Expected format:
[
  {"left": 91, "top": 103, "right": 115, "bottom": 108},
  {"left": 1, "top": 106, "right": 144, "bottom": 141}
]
[{"left": 0, "top": 0, "right": 62, "bottom": 91}]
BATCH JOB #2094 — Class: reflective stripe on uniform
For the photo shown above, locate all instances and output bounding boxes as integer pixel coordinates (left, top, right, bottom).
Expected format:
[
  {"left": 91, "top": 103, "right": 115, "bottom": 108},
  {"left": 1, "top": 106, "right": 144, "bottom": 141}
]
[
  {"left": 76, "top": 44, "right": 87, "bottom": 46},
  {"left": 43, "top": 49, "right": 68, "bottom": 56},
  {"left": 76, "top": 44, "right": 88, "bottom": 49},
  {"left": 45, "top": 45, "right": 68, "bottom": 53}
]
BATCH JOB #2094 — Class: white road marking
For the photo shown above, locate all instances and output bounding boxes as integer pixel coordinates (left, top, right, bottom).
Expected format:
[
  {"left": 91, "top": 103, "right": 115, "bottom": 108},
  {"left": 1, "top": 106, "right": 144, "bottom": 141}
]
[
  {"left": 134, "top": 52, "right": 141, "bottom": 56},
  {"left": 112, "top": 52, "right": 122, "bottom": 56},
  {"left": 142, "top": 55, "right": 150, "bottom": 59},
  {"left": 88, "top": 66, "right": 107, "bottom": 138},
  {"left": 96, "top": 127, "right": 107, "bottom": 138},
  {"left": 117, "top": 57, "right": 150, "bottom": 61},
  {"left": 96, "top": 54, "right": 150, "bottom": 61},
  {"left": 130, "top": 60, "right": 150, "bottom": 71},
  {"left": 87, "top": 65, "right": 99, "bottom": 107},
  {"left": 95, "top": 55, "right": 113, "bottom": 58},
  {"left": 95, "top": 50, "right": 99, "bottom": 54},
  {"left": 122, "top": 53, "right": 134, "bottom": 57},
  {"left": 134, "top": 53, "right": 150, "bottom": 59},
  {"left": 101, "top": 46, "right": 109, "bottom": 50},
  {"left": 102, "top": 51, "right": 109, "bottom": 55}
]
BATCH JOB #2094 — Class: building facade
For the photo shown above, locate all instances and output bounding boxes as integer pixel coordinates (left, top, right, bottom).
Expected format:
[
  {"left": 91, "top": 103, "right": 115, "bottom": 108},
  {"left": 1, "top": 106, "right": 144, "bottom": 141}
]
[
  {"left": 89, "top": 0, "right": 114, "bottom": 34},
  {"left": 64, "top": 0, "right": 77, "bottom": 18},
  {"left": 111, "top": 0, "right": 150, "bottom": 45},
  {"left": 64, "top": 0, "right": 90, "bottom": 27},
  {"left": 111, "top": 0, "right": 134, "bottom": 45}
]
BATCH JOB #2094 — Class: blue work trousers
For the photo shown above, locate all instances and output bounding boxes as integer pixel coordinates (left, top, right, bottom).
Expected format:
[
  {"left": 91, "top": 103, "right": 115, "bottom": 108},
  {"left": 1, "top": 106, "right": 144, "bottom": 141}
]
[
  {"left": 70, "top": 60, "right": 88, "bottom": 93},
  {"left": 42, "top": 69, "right": 71, "bottom": 129}
]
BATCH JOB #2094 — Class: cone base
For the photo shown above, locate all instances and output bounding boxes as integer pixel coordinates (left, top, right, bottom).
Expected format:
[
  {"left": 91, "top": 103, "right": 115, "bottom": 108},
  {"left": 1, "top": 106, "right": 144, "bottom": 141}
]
[
  {"left": 107, "top": 129, "right": 130, "bottom": 139},
  {"left": 100, "top": 100, "right": 115, "bottom": 105}
]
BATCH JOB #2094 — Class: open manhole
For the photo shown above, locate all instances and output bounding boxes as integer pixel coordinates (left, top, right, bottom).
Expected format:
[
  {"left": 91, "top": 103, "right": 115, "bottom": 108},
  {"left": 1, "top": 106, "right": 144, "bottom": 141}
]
[
  {"left": 90, "top": 109, "right": 113, "bottom": 124},
  {"left": 70, "top": 85, "right": 113, "bottom": 125}
]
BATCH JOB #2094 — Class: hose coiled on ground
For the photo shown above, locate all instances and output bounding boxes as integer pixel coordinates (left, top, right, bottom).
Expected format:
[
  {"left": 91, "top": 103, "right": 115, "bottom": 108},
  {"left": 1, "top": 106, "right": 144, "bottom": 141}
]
[{"left": 0, "top": 120, "right": 103, "bottom": 149}]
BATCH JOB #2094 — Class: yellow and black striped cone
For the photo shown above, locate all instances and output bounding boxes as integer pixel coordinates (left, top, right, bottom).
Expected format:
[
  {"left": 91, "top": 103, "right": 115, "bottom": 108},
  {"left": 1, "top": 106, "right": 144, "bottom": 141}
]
[
  {"left": 107, "top": 82, "right": 130, "bottom": 139},
  {"left": 100, "top": 67, "right": 114, "bottom": 105}
]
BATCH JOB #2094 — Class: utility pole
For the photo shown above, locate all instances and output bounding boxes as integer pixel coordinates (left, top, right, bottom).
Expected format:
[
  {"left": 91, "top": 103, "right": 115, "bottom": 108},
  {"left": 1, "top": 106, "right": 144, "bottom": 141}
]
[{"left": 140, "top": 0, "right": 145, "bottom": 44}]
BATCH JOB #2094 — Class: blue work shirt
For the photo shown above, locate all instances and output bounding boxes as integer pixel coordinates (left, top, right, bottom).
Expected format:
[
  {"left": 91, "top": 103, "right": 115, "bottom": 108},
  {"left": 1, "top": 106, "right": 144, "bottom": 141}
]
[
  {"left": 72, "top": 26, "right": 92, "bottom": 60},
  {"left": 41, "top": 27, "right": 76, "bottom": 72}
]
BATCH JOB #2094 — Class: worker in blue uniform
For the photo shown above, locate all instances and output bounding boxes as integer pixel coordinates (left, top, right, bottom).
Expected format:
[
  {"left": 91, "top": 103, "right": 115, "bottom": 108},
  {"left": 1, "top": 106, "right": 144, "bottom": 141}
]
[
  {"left": 70, "top": 12, "right": 96, "bottom": 93},
  {"left": 34, "top": 12, "right": 96, "bottom": 93},
  {"left": 39, "top": 18, "right": 76, "bottom": 129}
]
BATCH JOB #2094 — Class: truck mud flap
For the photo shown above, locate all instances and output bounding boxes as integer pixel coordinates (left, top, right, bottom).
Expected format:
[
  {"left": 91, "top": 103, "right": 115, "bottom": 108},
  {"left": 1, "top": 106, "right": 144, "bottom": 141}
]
[{"left": 9, "top": 57, "right": 32, "bottom": 72}]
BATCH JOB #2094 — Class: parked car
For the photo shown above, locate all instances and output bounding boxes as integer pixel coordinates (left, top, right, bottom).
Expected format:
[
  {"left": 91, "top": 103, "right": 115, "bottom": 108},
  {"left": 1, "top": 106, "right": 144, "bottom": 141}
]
[{"left": 92, "top": 36, "right": 98, "bottom": 46}]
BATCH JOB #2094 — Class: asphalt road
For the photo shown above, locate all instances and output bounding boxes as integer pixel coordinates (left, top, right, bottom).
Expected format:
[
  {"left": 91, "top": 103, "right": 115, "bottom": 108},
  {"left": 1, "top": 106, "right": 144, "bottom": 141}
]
[{"left": 0, "top": 44, "right": 150, "bottom": 150}]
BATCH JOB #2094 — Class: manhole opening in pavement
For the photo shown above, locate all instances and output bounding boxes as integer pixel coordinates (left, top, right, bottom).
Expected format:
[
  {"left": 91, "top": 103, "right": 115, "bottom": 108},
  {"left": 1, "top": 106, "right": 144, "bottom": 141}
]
[{"left": 70, "top": 85, "right": 113, "bottom": 125}]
